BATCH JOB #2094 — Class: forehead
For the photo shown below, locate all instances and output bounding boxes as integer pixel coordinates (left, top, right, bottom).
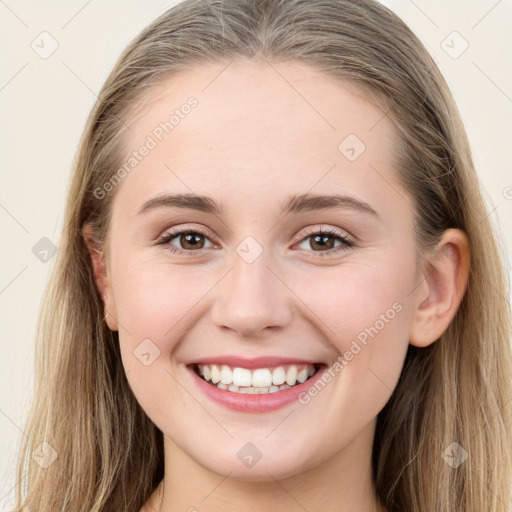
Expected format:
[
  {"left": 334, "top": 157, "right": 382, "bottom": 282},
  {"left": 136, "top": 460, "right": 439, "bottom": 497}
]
[
  {"left": 115, "top": 59, "right": 406, "bottom": 221},
  {"left": 126, "top": 58, "right": 395, "bottom": 145}
]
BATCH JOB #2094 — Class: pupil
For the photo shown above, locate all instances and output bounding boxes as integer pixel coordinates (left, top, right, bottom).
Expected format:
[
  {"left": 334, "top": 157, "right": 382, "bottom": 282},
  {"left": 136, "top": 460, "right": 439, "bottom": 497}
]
[
  {"left": 182, "top": 233, "right": 203, "bottom": 249},
  {"left": 313, "top": 235, "right": 334, "bottom": 250}
]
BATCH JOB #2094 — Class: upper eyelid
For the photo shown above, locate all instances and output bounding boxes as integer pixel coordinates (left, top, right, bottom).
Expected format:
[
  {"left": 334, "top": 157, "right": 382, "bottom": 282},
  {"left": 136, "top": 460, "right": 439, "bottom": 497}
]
[
  {"left": 159, "top": 223, "right": 215, "bottom": 238},
  {"left": 295, "top": 225, "right": 351, "bottom": 240}
]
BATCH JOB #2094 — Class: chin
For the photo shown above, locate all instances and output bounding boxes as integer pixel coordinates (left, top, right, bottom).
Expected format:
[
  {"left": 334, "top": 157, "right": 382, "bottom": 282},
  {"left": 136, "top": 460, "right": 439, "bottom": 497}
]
[{"left": 194, "top": 448, "right": 315, "bottom": 482}]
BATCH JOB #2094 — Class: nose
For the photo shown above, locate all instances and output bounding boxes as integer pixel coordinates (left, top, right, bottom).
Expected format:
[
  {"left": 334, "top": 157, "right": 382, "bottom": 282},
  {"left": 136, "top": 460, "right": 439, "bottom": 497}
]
[{"left": 210, "top": 250, "right": 293, "bottom": 338}]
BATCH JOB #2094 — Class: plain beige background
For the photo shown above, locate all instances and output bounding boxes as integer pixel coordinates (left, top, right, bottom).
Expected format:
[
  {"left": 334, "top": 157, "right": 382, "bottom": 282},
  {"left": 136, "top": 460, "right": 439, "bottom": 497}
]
[{"left": 1, "top": 0, "right": 511, "bottom": 508}]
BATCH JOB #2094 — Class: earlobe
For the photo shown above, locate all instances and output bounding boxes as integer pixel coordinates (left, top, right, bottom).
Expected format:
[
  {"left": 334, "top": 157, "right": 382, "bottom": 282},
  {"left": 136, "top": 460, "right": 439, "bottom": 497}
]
[
  {"left": 409, "top": 229, "right": 470, "bottom": 348},
  {"left": 81, "top": 223, "right": 118, "bottom": 331}
]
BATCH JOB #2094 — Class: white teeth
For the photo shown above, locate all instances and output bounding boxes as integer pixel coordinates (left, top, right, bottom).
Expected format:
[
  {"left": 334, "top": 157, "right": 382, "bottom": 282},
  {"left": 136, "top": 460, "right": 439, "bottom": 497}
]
[
  {"left": 252, "top": 368, "right": 272, "bottom": 387},
  {"left": 285, "top": 366, "right": 298, "bottom": 386},
  {"left": 297, "top": 368, "right": 309, "bottom": 383},
  {"left": 233, "top": 367, "right": 252, "bottom": 387},
  {"left": 196, "top": 363, "right": 317, "bottom": 393},
  {"left": 220, "top": 365, "right": 232, "bottom": 385},
  {"left": 211, "top": 364, "right": 221, "bottom": 383},
  {"left": 272, "top": 366, "right": 286, "bottom": 385}
]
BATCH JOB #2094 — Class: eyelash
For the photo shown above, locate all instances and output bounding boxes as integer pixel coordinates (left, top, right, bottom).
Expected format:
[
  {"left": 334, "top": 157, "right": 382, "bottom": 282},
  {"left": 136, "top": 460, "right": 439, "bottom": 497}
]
[{"left": 156, "top": 226, "right": 355, "bottom": 258}]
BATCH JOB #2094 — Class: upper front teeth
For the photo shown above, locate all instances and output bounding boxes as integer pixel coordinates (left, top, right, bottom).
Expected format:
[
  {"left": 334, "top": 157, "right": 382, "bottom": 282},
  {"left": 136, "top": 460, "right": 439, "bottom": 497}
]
[{"left": 198, "top": 364, "right": 316, "bottom": 387}]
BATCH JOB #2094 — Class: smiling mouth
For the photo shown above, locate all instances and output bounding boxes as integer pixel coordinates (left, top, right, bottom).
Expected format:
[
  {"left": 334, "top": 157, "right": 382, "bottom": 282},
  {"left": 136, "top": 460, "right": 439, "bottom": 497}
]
[{"left": 191, "top": 363, "right": 324, "bottom": 394}]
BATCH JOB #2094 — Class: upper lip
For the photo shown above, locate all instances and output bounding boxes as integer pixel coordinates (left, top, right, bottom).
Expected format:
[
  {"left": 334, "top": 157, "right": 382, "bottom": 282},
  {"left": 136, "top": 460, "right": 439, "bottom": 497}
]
[{"left": 187, "top": 356, "right": 324, "bottom": 369}]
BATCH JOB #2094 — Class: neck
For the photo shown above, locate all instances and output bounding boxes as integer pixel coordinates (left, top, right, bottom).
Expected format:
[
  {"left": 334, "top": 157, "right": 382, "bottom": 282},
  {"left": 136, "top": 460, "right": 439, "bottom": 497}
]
[{"left": 157, "top": 420, "right": 385, "bottom": 512}]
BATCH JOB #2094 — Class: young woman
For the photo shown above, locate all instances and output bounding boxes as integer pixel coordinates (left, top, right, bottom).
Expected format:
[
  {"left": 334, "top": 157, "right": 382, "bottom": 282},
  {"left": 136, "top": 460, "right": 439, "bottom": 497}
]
[{"left": 14, "top": 0, "right": 512, "bottom": 511}]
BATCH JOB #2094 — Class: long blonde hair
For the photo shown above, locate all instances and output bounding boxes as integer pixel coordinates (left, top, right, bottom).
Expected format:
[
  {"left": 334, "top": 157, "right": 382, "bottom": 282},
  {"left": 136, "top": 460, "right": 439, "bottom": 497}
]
[{"left": 14, "top": 0, "right": 512, "bottom": 510}]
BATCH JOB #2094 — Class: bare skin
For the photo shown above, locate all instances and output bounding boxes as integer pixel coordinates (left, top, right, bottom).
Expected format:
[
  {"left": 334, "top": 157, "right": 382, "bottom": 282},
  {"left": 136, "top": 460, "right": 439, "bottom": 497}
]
[{"left": 84, "top": 59, "right": 469, "bottom": 512}]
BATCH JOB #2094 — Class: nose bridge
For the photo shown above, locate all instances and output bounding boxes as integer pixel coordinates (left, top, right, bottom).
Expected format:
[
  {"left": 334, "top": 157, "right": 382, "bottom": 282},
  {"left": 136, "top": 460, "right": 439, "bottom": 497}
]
[{"left": 210, "top": 241, "right": 292, "bottom": 337}]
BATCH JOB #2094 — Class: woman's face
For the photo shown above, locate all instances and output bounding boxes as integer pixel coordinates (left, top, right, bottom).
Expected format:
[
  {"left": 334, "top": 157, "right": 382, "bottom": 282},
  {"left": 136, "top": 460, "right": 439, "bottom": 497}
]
[{"left": 102, "top": 59, "right": 423, "bottom": 480}]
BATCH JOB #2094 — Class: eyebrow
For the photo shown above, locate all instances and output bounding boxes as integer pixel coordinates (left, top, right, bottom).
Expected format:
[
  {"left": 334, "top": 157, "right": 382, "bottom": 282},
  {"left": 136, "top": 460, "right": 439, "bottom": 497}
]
[{"left": 136, "top": 192, "right": 379, "bottom": 219}]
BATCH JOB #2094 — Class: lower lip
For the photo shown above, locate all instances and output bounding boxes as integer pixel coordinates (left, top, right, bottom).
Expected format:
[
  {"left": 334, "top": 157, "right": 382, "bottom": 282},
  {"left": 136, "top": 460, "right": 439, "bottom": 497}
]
[{"left": 188, "top": 365, "right": 327, "bottom": 413}]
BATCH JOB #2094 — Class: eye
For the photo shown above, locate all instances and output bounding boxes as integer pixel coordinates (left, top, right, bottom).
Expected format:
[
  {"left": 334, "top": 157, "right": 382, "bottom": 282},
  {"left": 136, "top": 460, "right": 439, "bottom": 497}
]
[
  {"left": 156, "top": 227, "right": 216, "bottom": 254},
  {"left": 294, "top": 227, "right": 355, "bottom": 257},
  {"left": 156, "top": 225, "right": 355, "bottom": 258}
]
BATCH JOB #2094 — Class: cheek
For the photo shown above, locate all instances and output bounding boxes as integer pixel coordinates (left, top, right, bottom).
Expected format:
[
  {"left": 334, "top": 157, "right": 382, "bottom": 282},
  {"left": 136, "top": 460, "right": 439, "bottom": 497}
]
[
  {"left": 110, "top": 257, "right": 201, "bottom": 422},
  {"left": 110, "top": 253, "right": 225, "bottom": 391},
  {"left": 295, "top": 253, "right": 415, "bottom": 403},
  {"left": 299, "top": 254, "right": 413, "bottom": 343},
  {"left": 112, "top": 254, "right": 203, "bottom": 340}
]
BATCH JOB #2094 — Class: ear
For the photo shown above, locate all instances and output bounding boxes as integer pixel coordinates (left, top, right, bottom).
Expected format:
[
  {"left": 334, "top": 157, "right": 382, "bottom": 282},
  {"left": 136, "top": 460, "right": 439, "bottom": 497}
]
[
  {"left": 81, "top": 223, "right": 118, "bottom": 331},
  {"left": 409, "top": 228, "right": 470, "bottom": 347}
]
